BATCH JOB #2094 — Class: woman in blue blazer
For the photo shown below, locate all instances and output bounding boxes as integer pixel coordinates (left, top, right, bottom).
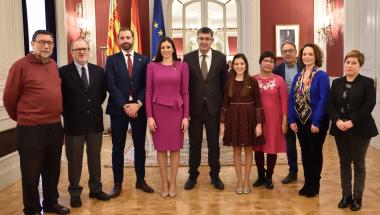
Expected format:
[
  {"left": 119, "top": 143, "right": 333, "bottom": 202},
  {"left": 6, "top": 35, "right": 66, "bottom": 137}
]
[
  {"left": 288, "top": 43, "right": 330, "bottom": 198},
  {"left": 328, "top": 50, "right": 378, "bottom": 211}
]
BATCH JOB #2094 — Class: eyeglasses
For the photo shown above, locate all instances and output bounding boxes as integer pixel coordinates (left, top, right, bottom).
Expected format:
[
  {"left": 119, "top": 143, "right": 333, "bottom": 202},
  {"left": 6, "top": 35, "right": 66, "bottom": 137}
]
[
  {"left": 262, "top": 59, "right": 275, "bottom": 63},
  {"left": 72, "top": 48, "right": 89, "bottom": 52},
  {"left": 281, "top": 49, "right": 295, "bottom": 54},
  {"left": 198, "top": 37, "right": 213, "bottom": 42},
  {"left": 34, "top": 40, "right": 54, "bottom": 47}
]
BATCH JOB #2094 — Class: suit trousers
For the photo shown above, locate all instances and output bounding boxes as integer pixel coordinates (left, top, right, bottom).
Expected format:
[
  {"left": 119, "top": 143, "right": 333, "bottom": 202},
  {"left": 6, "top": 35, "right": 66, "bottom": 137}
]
[
  {"left": 285, "top": 126, "right": 298, "bottom": 174},
  {"left": 296, "top": 118, "right": 329, "bottom": 187},
  {"left": 110, "top": 115, "right": 147, "bottom": 183},
  {"left": 188, "top": 103, "right": 221, "bottom": 179},
  {"left": 65, "top": 131, "right": 103, "bottom": 197},
  {"left": 335, "top": 134, "right": 371, "bottom": 199},
  {"left": 16, "top": 122, "right": 64, "bottom": 214}
]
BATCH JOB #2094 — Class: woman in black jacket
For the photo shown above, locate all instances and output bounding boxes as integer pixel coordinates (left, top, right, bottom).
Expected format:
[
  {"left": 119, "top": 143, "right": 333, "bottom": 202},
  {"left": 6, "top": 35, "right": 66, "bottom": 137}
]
[{"left": 328, "top": 50, "right": 378, "bottom": 211}]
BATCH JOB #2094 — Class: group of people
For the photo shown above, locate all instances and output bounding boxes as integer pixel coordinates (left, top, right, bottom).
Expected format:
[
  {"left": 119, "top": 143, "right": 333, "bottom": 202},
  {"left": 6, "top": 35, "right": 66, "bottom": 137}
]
[{"left": 3, "top": 26, "right": 377, "bottom": 215}]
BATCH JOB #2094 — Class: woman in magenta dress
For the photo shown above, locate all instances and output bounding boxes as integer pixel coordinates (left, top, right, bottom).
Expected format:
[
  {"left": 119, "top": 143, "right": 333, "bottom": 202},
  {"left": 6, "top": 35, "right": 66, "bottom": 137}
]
[
  {"left": 253, "top": 51, "right": 288, "bottom": 189},
  {"left": 146, "top": 37, "right": 189, "bottom": 198},
  {"left": 220, "top": 53, "right": 264, "bottom": 194}
]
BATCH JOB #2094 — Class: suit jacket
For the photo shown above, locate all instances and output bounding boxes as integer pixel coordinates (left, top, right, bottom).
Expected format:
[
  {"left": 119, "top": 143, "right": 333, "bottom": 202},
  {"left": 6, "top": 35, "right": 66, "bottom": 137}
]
[
  {"left": 328, "top": 74, "right": 378, "bottom": 138},
  {"left": 183, "top": 49, "right": 228, "bottom": 117},
  {"left": 273, "top": 61, "right": 302, "bottom": 80},
  {"left": 105, "top": 52, "right": 149, "bottom": 116},
  {"left": 59, "top": 62, "right": 106, "bottom": 136}
]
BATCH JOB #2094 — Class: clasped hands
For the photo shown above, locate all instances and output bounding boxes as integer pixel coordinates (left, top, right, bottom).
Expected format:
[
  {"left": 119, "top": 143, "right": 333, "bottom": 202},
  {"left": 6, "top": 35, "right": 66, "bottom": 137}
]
[
  {"left": 336, "top": 119, "right": 353, "bottom": 131},
  {"left": 290, "top": 122, "right": 320, "bottom": 133},
  {"left": 123, "top": 103, "right": 140, "bottom": 118}
]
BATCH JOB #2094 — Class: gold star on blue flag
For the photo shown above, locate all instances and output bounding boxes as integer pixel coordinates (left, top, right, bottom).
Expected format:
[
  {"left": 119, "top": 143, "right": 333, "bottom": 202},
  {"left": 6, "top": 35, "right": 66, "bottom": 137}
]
[{"left": 151, "top": 0, "right": 165, "bottom": 59}]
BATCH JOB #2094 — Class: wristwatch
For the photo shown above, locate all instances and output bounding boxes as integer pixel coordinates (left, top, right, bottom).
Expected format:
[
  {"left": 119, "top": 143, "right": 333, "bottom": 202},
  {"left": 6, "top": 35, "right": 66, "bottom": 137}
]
[{"left": 137, "top": 100, "right": 143, "bottom": 108}]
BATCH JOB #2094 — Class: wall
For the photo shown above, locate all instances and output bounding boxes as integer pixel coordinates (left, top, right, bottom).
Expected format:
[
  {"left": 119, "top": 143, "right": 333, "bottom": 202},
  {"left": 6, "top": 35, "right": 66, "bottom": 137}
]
[
  {"left": 260, "top": 0, "right": 314, "bottom": 62},
  {"left": 326, "top": 0, "right": 344, "bottom": 77},
  {"left": 0, "top": 0, "right": 24, "bottom": 189},
  {"left": 95, "top": 0, "right": 150, "bottom": 67}
]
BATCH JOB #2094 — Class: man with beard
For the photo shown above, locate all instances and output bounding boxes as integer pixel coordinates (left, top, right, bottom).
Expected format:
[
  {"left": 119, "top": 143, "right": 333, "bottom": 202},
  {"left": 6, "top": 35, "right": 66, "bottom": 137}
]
[
  {"left": 3, "top": 30, "right": 70, "bottom": 214},
  {"left": 105, "top": 27, "right": 154, "bottom": 198}
]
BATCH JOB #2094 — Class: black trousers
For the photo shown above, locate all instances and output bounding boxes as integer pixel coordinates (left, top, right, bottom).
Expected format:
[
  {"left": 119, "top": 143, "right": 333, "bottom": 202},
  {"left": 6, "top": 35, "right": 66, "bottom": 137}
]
[
  {"left": 285, "top": 126, "right": 298, "bottom": 174},
  {"left": 65, "top": 131, "right": 103, "bottom": 197},
  {"left": 335, "top": 134, "right": 371, "bottom": 199},
  {"left": 188, "top": 104, "right": 221, "bottom": 179},
  {"left": 296, "top": 118, "right": 329, "bottom": 187},
  {"left": 16, "top": 122, "right": 64, "bottom": 214},
  {"left": 110, "top": 114, "right": 147, "bottom": 183}
]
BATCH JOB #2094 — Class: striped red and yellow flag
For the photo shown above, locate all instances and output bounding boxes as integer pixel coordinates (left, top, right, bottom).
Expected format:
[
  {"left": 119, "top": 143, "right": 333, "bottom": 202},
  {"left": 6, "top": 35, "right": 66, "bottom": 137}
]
[
  {"left": 131, "top": 0, "right": 142, "bottom": 53},
  {"left": 106, "top": 0, "right": 121, "bottom": 56}
]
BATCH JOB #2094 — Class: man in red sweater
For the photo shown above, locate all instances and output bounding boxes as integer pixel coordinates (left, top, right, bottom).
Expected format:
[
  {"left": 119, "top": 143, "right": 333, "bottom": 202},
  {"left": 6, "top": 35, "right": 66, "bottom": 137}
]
[{"left": 3, "top": 30, "right": 70, "bottom": 215}]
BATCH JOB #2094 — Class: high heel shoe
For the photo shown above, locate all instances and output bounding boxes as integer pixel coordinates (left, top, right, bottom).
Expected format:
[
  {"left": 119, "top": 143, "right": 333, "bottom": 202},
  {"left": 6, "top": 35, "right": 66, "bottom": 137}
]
[
  {"left": 243, "top": 187, "right": 251, "bottom": 194},
  {"left": 235, "top": 188, "right": 243, "bottom": 194},
  {"left": 169, "top": 192, "right": 177, "bottom": 198},
  {"left": 161, "top": 192, "right": 168, "bottom": 198}
]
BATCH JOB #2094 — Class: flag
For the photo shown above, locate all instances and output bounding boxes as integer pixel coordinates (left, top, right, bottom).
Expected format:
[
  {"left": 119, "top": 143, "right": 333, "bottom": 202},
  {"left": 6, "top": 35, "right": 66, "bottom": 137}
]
[
  {"left": 131, "top": 0, "right": 142, "bottom": 53},
  {"left": 151, "top": 0, "right": 165, "bottom": 58},
  {"left": 106, "top": 0, "right": 121, "bottom": 56}
]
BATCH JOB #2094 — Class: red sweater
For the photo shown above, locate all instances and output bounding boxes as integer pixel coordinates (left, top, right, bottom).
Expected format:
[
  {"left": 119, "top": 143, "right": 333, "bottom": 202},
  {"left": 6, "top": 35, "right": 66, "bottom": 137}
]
[{"left": 3, "top": 54, "right": 62, "bottom": 125}]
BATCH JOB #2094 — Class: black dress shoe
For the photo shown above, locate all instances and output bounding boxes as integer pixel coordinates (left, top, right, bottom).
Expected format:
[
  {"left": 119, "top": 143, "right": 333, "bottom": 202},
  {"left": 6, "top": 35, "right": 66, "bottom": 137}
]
[
  {"left": 351, "top": 198, "right": 362, "bottom": 211},
  {"left": 298, "top": 184, "right": 309, "bottom": 196},
  {"left": 89, "top": 191, "right": 111, "bottom": 201},
  {"left": 43, "top": 203, "right": 70, "bottom": 214},
  {"left": 184, "top": 177, "right": 197, "bottom": 190},
  {"left": 109, "top": 183, "right": 122, "bottom": 198},
  {"left": 264, "top": 178, "right": 274, "bottom": 189},
  {"left": 338, "top": 196, "right": 352, "bottom": 208},
  {"left": 211, "top": 176, "right": 225, "bottom": 190},
  {"left": 252, "top": 177, "right": 266, "bottom": 187},
  {"left": 304, "top": 186, "right": 318, "bottom": 198},
  {"left": 70, "top": 196, "right": 82, "bottom": 208},
  {"left": 136, "top": 180, "right": 154, "bottom": 193},
  {"left": 281, "top": 172, "right": 297, "bottom": 184}
]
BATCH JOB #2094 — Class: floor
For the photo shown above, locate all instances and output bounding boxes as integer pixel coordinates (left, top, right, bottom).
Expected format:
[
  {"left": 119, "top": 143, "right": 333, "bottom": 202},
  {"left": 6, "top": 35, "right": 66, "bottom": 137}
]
[{"left": 0, "top": 135, "right": 380, "bottom": 215}]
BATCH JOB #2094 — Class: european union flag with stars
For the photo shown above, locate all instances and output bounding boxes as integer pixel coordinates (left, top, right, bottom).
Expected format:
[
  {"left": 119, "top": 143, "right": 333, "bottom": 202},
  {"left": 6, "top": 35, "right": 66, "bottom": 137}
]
[{"left": 151, "top": 0, "right": 165, "bottom": 59}]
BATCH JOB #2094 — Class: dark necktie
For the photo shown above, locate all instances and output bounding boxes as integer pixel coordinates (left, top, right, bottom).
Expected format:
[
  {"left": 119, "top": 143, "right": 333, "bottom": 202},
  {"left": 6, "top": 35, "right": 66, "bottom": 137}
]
[
  {"left": 126, "top": 53, "right": 133, "bottom": 78},
  {"left": 81, "top": 66, "right": 89, "bottom": 90},
  {"left": 201, "top": 54, "right": 208, "bottom": 80}
]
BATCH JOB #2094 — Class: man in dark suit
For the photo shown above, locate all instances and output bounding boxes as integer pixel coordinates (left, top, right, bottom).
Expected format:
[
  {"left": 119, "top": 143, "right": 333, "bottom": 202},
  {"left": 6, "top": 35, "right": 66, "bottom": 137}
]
[
  {"left": 183, "top": 27, "right": 228, "bottom": 190},
  {"left": 59, "top": 39, "right": 110, "bottom": 208},
  {"left": 105, "top": 27, "right": 153, "bottom": 198},
  {"left": 273, "top": 41, "right": 301, "bottom": 184}
]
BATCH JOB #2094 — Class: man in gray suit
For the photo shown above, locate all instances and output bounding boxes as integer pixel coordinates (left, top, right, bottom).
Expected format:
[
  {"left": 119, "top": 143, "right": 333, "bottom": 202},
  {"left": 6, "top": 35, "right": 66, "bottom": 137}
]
[{"left": 183, "top": 27, "right": 228, "bottom": 190}]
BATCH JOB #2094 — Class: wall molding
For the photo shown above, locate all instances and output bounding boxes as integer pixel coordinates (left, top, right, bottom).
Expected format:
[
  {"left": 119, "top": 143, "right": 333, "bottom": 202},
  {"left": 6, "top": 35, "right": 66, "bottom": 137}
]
[{"left": 0, "top": 152, "right": 20, "bottom": 190}]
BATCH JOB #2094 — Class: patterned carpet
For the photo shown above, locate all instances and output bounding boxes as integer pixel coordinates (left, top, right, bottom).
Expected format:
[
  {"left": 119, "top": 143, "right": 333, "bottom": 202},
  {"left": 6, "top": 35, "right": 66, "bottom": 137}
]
[{"left": 102, "top": 132, "right": 301, "bottom": 167}]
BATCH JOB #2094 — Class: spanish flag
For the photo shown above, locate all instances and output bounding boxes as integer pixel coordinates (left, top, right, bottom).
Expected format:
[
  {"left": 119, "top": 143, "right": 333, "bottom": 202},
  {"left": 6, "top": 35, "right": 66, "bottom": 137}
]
[
  {"left": 106, "top": 0, "right": 121, "bottom": 56},
  {"left": 131, "top": 0, "right": 142, "bottom": 53}
]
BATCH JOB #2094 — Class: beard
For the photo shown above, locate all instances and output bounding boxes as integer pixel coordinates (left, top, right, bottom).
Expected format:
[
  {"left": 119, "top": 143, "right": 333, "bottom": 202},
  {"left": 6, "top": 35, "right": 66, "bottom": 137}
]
[{"left": 121, "top": 42, "right": 133, "bottom": 51}]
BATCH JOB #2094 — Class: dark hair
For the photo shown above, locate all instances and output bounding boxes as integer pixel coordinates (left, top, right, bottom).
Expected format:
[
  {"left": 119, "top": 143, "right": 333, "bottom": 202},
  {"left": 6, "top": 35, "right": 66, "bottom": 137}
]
[
  {"left": 259, "top": 51, "right": 275, "bottom": 64},
  {"left": 153, "top": 37, "right": 178, "bottom": 62},
  {"left": 344, "top": 50, "right": 365, "bottom": 66},
  {"left": 197, "top": 27, "right": 213, "bottom": 37},
  {"left": 32, "top": 30, "right": 54, "bottom": 41},
  {"left": 298, "top": 43, "right": 323, "bottom": 68},
  {"left": 118, "top": 27, "right": 134, "bottom": 38},
  {"left": 280, "top": 41, "right": 297, "bottom": 51},
  {"left": 227, "top": 53, "right": 251, "bottom": 97}
]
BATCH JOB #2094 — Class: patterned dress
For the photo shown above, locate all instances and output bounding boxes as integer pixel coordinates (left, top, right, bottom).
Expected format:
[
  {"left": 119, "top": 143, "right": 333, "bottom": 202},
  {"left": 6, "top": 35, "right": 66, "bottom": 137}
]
[
  {"left": 253, "top": 74, "right": 288, "bottom": 153},
  {"left": 220, "top": 78, "right": 264, "bottom": 147}
]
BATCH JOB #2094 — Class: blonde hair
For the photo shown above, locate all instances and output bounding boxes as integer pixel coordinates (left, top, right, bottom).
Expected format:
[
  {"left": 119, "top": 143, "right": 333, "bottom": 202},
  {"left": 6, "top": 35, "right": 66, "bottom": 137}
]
[{"left": 344, "top": 50, "right": 365, "bottom": 67}]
